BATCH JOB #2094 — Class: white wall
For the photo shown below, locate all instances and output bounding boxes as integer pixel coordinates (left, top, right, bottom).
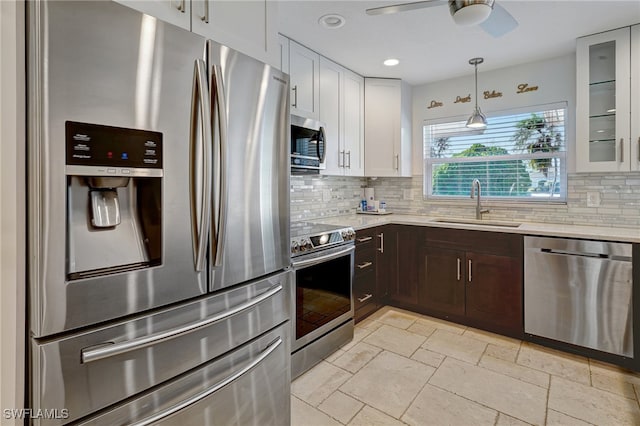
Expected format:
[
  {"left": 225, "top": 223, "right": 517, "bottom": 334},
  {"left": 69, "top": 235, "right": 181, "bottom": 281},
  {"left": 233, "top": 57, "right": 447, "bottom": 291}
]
[
  {"left": 0, "top": 0, "right": 26, "bottom": 422},
  {"left": 411, "top": 54, "right": 577, "bottom": 174}
]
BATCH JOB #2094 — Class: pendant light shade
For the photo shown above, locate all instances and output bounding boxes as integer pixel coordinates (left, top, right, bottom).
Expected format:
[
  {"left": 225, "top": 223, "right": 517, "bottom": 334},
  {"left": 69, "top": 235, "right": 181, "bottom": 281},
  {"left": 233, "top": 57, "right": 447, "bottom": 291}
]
[{"left": 466, "top": 57, "right": 487, "bottom": 130}]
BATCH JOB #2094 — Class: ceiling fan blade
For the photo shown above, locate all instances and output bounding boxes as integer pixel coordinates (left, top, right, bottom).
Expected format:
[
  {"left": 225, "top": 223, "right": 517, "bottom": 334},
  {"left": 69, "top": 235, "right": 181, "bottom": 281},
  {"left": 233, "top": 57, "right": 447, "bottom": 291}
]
[
  {"left": 365, "top": 0, "right": 445, "bottom": 16},
  {"left": 479, "top": 3, "right": 518, "bottom": 37}
]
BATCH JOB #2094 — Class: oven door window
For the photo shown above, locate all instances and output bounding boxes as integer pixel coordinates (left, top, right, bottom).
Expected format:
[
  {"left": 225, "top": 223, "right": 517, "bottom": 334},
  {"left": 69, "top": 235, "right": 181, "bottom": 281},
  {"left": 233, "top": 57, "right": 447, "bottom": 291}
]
[{"left": 295, "top": 254, "right": 351, "bottom": 340}]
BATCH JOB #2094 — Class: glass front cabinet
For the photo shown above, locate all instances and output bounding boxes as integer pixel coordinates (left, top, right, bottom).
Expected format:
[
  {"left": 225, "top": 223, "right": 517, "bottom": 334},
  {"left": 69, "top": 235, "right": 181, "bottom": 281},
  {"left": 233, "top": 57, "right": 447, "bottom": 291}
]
[{"left": 576, "top": 25, "right": 639, "bottom": 172}]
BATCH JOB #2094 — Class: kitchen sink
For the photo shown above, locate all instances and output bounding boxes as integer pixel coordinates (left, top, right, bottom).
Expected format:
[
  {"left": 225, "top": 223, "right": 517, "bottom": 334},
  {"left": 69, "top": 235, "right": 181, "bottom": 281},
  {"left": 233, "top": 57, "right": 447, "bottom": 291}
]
[{"left": 430, "top": 218, "right": 522, "bottom": 228}]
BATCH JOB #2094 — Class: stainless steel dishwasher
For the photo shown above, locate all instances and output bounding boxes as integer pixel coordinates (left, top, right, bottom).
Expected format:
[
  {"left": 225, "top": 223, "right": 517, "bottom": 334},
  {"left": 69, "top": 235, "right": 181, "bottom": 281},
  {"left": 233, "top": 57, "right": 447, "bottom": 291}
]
[{"left": 524, "top": 236, "right": 633, "bottom": 357}]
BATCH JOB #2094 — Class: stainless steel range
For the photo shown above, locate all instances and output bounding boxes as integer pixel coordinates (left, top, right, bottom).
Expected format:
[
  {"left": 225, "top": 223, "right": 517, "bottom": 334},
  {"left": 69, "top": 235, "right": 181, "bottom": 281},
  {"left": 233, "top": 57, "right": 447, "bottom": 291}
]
[{"left": 290, "top": 222, "right": 356, "bottom": 378}]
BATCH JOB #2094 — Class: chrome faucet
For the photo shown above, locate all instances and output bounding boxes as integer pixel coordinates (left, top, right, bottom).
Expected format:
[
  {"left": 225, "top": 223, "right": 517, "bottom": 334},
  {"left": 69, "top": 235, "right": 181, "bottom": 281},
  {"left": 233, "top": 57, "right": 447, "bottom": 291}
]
[{"left": 470, "top": 179, "right": 489, "bottom": 220}]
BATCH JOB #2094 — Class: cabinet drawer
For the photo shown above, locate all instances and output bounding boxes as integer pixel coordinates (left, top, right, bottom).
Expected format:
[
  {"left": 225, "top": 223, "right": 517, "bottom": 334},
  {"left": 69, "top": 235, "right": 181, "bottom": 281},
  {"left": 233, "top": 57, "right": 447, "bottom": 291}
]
[
  {"left": 355, "top": 228, "right": 378, "bottom": 248},
  {"left": 425, "top": 227, "right": 522, "bottom": 257},
  {"left": 354, "top": 270, "right": 376, "bottom": 311},
  {"left": 355, "top": 248, "right": 376, "bottom": 277}
]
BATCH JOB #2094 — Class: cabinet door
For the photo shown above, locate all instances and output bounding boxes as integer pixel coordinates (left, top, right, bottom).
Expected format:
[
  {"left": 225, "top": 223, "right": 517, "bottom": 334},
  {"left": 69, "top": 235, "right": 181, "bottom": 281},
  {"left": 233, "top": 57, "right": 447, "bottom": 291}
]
[
  {"left": 114, "top": 0, "right": 190, "bottom": 30},
  {"left": 343, "top": 70, "right": 365, "bottom": 176},
  {"left": 289, "top": 41, "right": 320, "bottom": 119},
  {"left": 631, "top": 25, "right": 640, "bottom": 171},
  {"left": 319, "top": 58, "right": 344, "bottom": 175},
  {"left": 419, "top": 246, "right": 465, "bottom": 317},
  {"left": 375, "top": 227, "right": 392, "bottom": 302},
  {"left": 576, "top": 27, "right": 631, "bottom": 172},
  {"left": 191, "top": 1, "right": 276, "bottom": 67},
  {"left": 465, "top": 252, "right": 523, "bottom": 336},
  {"left": 277, "top": 34, "right": 290, "bottom": 73},
  {"left": 389, "top": 226, "right": 419, "bottom": 307},
  {"left": 364, "top": 78, "right": 401, "bottom": 177}
]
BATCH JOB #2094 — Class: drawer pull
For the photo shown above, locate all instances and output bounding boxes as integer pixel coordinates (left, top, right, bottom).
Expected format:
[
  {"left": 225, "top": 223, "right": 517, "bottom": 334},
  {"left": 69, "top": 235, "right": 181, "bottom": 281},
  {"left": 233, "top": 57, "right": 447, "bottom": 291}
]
[
  {"left": 357, "top": 261, "right": 373, "bottom": 269},
  {"left": 357, "top": 236, "right": 373, "bottom": 243},
  {"left": 357, "top": 294, "right": 373, "bottom": 303}
]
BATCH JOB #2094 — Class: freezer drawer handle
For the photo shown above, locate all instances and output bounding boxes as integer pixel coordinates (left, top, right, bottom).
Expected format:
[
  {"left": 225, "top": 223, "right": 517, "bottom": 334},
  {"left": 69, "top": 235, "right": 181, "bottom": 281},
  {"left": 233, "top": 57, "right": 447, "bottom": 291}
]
[
  {"left": 81, "top": 284, "right": 283, "bottom": 364},
  {"left": 130, "top": 337, "right": 283, "bottom": 426}
]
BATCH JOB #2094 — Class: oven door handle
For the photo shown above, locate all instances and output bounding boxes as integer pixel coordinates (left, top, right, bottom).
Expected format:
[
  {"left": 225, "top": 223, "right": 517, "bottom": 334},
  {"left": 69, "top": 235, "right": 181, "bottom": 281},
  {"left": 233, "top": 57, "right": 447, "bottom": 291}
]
[{"left": 292, "top": 245, "right": 355, "bottom": 269}]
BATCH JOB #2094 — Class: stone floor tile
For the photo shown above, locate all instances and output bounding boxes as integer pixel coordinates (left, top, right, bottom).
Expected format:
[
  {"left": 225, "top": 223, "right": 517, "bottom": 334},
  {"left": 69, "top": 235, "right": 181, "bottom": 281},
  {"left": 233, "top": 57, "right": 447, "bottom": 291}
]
[
  {"left": 363, "top": 324, "right": 427, "bottom": 357},
  {"left": 485, "top": 343, "right": 519, "bottom": 363},
  {"left": 590, "top": 370, "right": 637, "bottom": 400},
  {"left": 325, "top": 348, "right": 346, "bottom": 363},
  {"left": 291, "top": 396, "right": 342, "bottom": 426},
  {"left": 429, "top": 357, "right": 547, "bottom": 425},
  {"left": 410, "top": 348, "right": 446, "bottom": 368},
  {"left": 463, "top": 327, "right": 521, "bottom": 349},
  {"left": 318, "top": 391, "right": 364, "bottom": 424},
  {"left": 332, "top": 342, "right": 383, "bottom": 373},
  {"left": 340, "top": 351, "right": 435, "bottom": 418},
  {"left": 496, "top": 412, "right": 533, "bottom": 426},
  {"left": 376, "top": 309, "right": 419, "bottom": 329},
  {"left": 406, "top": 321, "right": 436, "bottom": 338},
  {"left": 479, "top": 354, "right": 550, "bottom": 388},
  {"left": 291, "top": 361, "right": 352, "bottom": 406},
  {"left": 356, "top": 317, "right": 384, "bottom": 332},
  {"left": 546, "top": 409, "right": 595, "bottom": 426},
  {"left": 589, "top": 358, "right": 640, "bottom": 386},
  {"left": 402, "top": 384, "right": 497, "bottom": 426},
  {"left": 347, "top": 405, "right": 406, "bottom": 426},
  {"left": 413, "top": 316, "right": 466, "bottom": 335},
  {"left": 422, "top": 329, "right": 487, "bottom": 364},
  {"left": 517, "top": 342, "right": 591, "bottom": 385},
  {"left": 548, "top": 375, "right": 640, "bottom": 425},
  {"left": 341, "top": 325, "right": 375, "bottom": 352}
]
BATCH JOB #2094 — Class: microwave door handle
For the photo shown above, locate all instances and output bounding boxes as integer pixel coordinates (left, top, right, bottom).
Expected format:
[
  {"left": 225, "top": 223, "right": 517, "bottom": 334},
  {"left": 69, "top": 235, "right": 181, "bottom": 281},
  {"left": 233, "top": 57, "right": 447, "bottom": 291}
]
[
  {"left": 211, "top": 63, "right": 228, "bottom": 267},
  {"left": 190, "top": 59, "right": 212, "bottom": 272},
  {"left": 317, "top": 127, "right": 326, "bottom": 163}
]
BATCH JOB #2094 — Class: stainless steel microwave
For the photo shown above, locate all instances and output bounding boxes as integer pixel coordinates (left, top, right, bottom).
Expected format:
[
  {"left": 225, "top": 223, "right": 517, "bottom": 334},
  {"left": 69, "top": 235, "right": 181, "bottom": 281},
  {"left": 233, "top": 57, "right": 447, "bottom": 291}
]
[{"left": 291, "top": 115, "right": 326, "bottom": 174}]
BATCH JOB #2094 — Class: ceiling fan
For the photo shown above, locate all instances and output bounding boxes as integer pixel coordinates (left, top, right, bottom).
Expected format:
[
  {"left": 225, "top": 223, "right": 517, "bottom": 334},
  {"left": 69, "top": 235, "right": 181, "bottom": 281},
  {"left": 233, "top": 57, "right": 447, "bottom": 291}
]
[{"left": 365, "top": 0, "right": 518, "bottom": 38}]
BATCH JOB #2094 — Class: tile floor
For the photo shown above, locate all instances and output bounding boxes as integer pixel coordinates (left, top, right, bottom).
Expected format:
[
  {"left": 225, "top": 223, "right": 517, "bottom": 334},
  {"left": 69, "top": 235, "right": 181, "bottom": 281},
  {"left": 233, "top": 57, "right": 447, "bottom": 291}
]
[{"left": 291, "top": 306, "right": 640, "bottom": 426}]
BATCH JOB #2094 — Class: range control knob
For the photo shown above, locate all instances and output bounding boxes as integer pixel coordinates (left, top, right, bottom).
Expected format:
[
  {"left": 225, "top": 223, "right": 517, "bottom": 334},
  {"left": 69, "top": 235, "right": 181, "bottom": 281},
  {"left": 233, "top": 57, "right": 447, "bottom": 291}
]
[
  {"left": 291, "top": 241, "right": 299, "bottom": 254},
  {"left": 347, "top": 230, "right": 355, "bottom": 240}
]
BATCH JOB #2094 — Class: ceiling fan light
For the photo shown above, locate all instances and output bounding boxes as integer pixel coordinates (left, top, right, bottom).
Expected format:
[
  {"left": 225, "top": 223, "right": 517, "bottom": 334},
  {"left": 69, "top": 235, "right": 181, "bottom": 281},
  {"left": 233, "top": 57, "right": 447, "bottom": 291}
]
[
  {"left": 450, "top": 1, "right": 494, "bottom": 26},
  {"left": 466, "top": 107, "right": 488, "bottom": 129}
]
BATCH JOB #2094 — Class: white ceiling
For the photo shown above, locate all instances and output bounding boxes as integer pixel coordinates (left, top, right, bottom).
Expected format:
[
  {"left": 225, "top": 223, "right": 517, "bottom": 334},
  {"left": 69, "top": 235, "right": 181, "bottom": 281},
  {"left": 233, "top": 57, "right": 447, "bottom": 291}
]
[{"left": 277, "top": 0, "right": 640, "bottom": 86}]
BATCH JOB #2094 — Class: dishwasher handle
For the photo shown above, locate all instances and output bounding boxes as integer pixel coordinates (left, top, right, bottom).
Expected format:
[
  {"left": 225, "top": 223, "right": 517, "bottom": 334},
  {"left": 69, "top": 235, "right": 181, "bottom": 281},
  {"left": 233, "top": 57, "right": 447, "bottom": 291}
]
[{"left": 539, "top": 248, "right": 631, "bottom": 262}]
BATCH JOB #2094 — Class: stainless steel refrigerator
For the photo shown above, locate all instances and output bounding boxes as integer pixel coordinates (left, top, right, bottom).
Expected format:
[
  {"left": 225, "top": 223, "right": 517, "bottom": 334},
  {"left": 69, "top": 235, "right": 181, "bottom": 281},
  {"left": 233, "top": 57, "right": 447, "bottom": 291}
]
[{"left": 26, "top": 1, "right": 291, "bottom": 424}]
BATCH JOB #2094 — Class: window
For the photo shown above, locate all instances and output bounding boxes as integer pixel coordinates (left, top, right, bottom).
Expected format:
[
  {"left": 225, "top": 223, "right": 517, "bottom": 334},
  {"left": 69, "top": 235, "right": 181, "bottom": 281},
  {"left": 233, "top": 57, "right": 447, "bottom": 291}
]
[{"left": 423, "top": 104, "right": 567, "bottom": 202}]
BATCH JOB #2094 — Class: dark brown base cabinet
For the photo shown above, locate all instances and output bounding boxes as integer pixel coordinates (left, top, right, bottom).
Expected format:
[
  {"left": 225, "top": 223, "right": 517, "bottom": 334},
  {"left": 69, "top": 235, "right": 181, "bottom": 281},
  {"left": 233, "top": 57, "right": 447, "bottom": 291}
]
[
  {"left": 419, "top": 228, "right": 524, "bottom": 339},
  {"left": 353, "top": 224, "right": 524, "bottom": 339}
]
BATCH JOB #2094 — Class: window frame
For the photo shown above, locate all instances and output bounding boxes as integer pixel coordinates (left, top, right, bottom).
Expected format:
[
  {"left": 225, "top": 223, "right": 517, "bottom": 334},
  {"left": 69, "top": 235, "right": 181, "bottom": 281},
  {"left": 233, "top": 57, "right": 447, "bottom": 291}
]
[{"left": 423, "top": 102, "right": 568, "bottom": 204}]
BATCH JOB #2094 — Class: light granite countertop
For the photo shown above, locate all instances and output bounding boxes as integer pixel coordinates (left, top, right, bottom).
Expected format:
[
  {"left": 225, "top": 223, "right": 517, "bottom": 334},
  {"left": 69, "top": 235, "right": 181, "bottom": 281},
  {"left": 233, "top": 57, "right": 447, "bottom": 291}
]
[{"left": 310, "top": 213, "right": 640, "bottom": 244}]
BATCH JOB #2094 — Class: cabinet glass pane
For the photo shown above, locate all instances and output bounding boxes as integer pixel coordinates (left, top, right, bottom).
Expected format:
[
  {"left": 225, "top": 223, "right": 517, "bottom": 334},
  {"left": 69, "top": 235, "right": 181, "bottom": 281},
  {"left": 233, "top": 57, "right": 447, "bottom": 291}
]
[
  {"left": 589, "top": 139, "right": 616, "bottom": 162},
  {"left": 589, "top": 80, "right": 616, "bottom": 117},
  {"left": 589, "top": 115, "right": 615, "bottom": 162},
  {"left": 589, "top": 41, "right": 615, "bottom": 84}
]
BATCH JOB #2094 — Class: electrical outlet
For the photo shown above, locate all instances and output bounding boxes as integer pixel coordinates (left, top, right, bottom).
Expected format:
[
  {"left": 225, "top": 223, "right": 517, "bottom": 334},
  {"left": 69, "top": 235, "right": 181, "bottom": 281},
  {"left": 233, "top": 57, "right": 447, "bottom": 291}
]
[
  {"left": 403, "top": 189, "right": 413, "bottom": 201},
  {"left": 587, "top": 191, "right": 601, "bottom": 207},
  {"left": 322, "top": 189, "right": 331, "bottom": 202}
]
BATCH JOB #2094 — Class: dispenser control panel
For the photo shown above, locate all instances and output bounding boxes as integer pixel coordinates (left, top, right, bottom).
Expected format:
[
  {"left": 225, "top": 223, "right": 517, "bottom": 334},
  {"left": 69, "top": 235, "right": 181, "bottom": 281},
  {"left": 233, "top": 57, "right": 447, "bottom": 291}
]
[{"left": 66, "top": 121, "right": 163, "bottom": 171}]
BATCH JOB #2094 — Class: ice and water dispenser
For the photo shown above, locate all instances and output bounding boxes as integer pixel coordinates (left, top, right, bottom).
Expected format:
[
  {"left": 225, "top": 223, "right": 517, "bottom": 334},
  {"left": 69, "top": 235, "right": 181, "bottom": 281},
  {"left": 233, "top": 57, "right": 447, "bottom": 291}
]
[{"left": 65, "top": 121, "right": 163, "bottom": 279}]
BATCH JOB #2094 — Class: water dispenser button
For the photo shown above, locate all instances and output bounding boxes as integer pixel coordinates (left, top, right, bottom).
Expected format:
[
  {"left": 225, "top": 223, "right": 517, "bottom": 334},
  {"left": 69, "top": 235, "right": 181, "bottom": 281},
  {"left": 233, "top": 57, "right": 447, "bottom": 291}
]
[{"left": 107, "top": 168, "right": 116, "bottom": 174}]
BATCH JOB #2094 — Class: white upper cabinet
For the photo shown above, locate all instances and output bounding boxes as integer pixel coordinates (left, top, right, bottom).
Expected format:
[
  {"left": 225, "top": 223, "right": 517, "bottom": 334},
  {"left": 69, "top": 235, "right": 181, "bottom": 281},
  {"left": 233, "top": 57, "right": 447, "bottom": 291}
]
[
  {"left": 114, "top": 0, "right": 191, "bottom": 31},
  {"left": 277, "top": 34, "right": 289, "bottom": 73},
  {"left": 192, "top": 1, "right": 278, "bottom": 67},
  {"left": 576, "top": 26, "right": 638, "bottom": 172},
  {"left": 319, "top": 58, "right": 364, "bottom": 177},
  {"left": 342, "top": 69, "right": 365, "bottom": 176},
  {"left": 364, "top": 78, "right": 412, "bottom": 177},
  {"left": 631, "top": 24, "right": 640, "bottom": 171},
  {"left": 114, "top": 1, "right": 278, "bottom": 67},
  {"left": 289, "top": 41, "right": 320, "bottom": 120}
]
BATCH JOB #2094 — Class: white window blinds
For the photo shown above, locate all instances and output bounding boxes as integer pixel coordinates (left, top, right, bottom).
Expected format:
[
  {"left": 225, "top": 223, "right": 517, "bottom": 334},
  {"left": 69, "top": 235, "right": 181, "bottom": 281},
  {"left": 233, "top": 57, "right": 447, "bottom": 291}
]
[{"left": 423, "top": 104, "right": 567, "bottom": 201}]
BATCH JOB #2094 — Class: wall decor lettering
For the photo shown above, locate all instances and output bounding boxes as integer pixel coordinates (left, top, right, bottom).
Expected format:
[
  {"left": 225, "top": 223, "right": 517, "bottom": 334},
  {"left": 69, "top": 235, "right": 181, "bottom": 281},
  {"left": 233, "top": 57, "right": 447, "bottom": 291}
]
[
  {"left": 427, "top": 100, "right": 443, "bottom": 109},
  {"left": 454, "top": 94, "right": 471, "bottom": 104},
  {"left": 517, "top": 83, "right": 539, "bottom": 94},
  {"left": 484, "top": 90, "right": 502, "bottom": 99}
]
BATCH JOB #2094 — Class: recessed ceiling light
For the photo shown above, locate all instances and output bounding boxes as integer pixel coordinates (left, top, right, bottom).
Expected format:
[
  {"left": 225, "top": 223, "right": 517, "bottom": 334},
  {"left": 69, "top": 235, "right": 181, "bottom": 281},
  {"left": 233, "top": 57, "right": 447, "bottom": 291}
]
[
  {"left": 383, "top": 58, "right": 399, "bottom": 67},
  {"left": 319, "top": 14, "right": 345, "bottom": 29}
]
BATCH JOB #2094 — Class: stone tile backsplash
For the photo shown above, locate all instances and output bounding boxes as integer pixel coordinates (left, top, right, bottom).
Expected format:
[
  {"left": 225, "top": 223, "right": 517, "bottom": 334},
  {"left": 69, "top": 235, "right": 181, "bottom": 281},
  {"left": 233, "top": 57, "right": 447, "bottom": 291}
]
[{"left": 291, "top": 173, "right": 640, "bottom": 228}]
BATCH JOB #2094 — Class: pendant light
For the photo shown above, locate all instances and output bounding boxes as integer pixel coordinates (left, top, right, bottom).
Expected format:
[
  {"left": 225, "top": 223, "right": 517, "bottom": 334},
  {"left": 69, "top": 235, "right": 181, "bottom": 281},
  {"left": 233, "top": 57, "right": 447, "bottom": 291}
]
[{"left": 466, "top": 57, "right": 487, "bottom": 129}]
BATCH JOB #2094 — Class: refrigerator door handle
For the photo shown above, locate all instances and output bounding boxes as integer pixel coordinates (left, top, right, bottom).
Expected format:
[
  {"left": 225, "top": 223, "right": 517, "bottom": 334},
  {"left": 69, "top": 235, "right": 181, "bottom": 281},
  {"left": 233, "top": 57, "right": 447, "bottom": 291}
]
[
  {"left": 80, "top": 284, "right": 283, "bottom": 364},
  {"left": 129, "top": 337, "right": 283, "bottom": 426},
  {"left": 190, "top": 59, "right": 213, "bottom": 272},
  {"left": 211, "top": 63, "right": 228, "bottom": 267}
]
